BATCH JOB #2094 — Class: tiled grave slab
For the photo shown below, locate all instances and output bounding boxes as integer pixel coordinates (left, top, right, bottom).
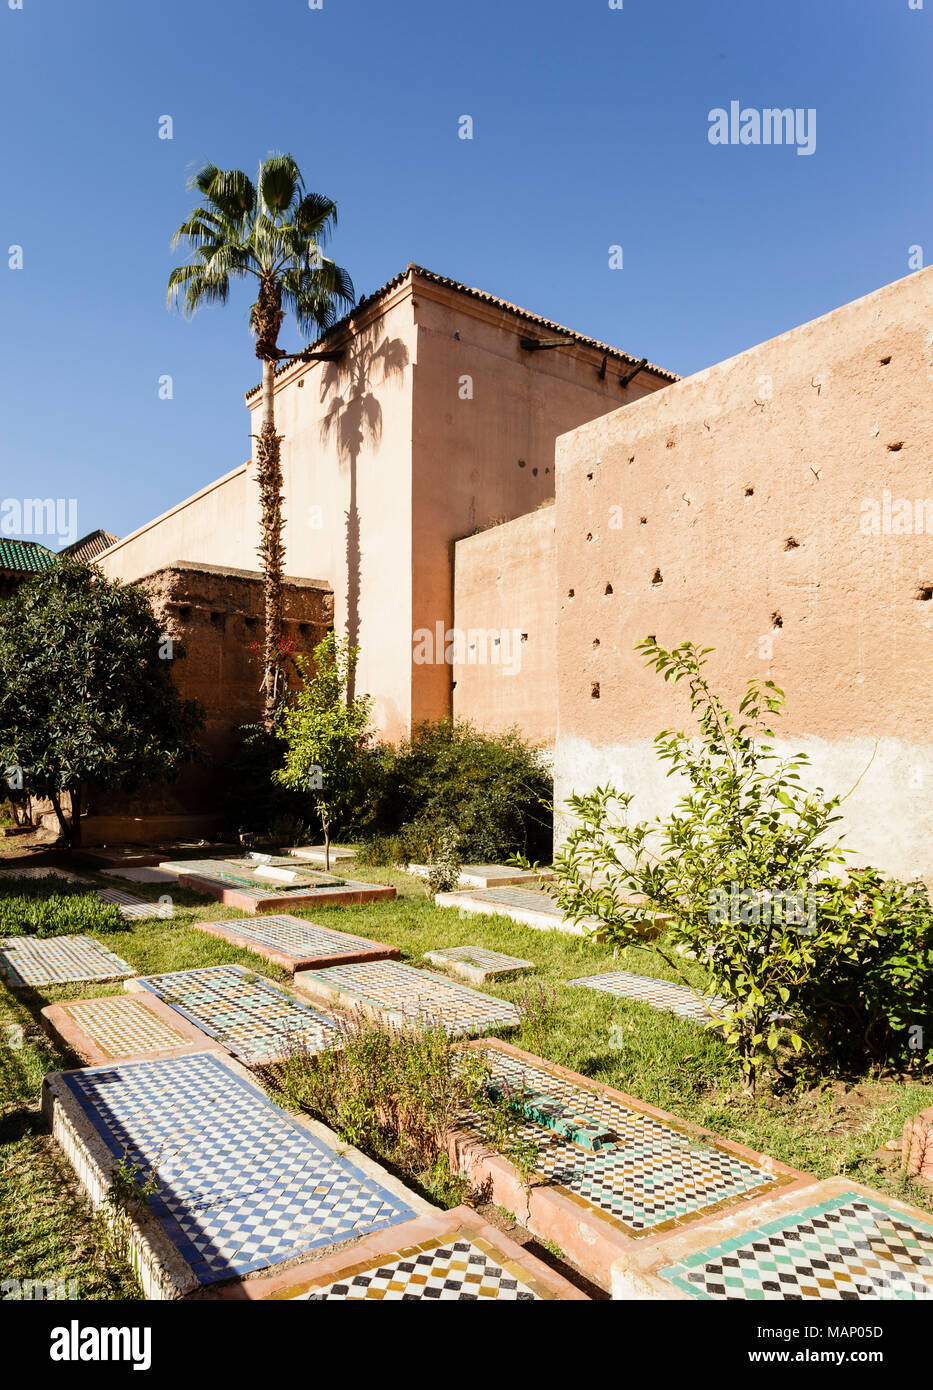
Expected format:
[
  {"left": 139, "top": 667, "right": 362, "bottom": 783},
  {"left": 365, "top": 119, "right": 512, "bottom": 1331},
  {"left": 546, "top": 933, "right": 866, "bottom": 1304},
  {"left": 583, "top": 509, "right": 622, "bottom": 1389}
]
[
  {"left": 102, "top": 866, "right": 180, "bottom": 885},
  {"left": 410, "top": 864, "right": 552, "bottom": 889},
  {"left": 43, "top": 1050, "right": 430, "bottom": 1298},
  {"left": 610, "top": 1179, "right": 933, "bottom": 1301},
  {"left": 96, "top": 887, "right": 172, "bottom": 921},
  {"left": 41, "top": 992, "right": 213, "bottom": 1065},
  {"left": 160, "top": 856, "right": 394, "bottom": 912},
  {"left": 74, "top": 848, "right": 166, "bottom": 869},
  {"left": 129, "top": 964, "right": 346, "bottom": 1065},
  {"left": 0, "top": 866, "right": 91, "bottom": 883},
  {"left": 287, "top": 845, "right": 355, "bottom": 864},
  {"left": 0, "top": 935, "right": 136, "bottom": 988},
  {"left": 435, "top": 886, "right": 595, "bottom": 936},
  {"left": 192, "top": 913, "right": 399, "bottom": 973},
  {"left": 423, "top": 945, "right": 535, "bottom": 986},
  {"left": 195, "top": 1206, "right": 587, "bottom": 1300},
  {"left": 570, "top": 970, "right": 729, "bottom": 1024},
  {"left": 451, "top": 1040, "right": 815, "bottom": 1291},
  {"left": 295, "top": 959, "right": 520, "bottom": 1037}
]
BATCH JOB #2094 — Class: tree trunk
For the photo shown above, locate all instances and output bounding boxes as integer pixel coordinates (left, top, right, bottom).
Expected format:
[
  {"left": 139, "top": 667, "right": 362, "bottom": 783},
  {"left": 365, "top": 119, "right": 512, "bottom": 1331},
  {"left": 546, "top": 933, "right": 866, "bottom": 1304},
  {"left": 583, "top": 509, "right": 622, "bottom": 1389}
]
[
  {"left": 322, "top": 815, "right": 331, "bottom": 873},
  {"left": 49, "top": 792, "right": 71, "bottom": 847},
  {"left": 70, "top": 784, "right": 83, "bottom": 848},
  {"left": 255, "top": 357, "right": 285, "bottom": 730}
]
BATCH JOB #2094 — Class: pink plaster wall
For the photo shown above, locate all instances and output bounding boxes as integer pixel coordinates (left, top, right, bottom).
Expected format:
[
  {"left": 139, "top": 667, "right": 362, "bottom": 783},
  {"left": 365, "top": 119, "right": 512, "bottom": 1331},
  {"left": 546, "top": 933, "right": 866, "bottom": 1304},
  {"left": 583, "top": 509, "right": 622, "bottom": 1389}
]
[
  {"left": 452, "top": 506, "right": 557, "bottom": 745},
  {"left": 553, "top": 267, "right": 933, "bottom": 880}
]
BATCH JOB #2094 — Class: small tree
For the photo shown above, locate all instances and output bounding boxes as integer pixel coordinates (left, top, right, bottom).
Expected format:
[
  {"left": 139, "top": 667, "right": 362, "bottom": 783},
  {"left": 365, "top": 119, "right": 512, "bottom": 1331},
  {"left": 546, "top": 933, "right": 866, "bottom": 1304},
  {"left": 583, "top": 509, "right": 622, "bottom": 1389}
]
[
  {"left": 551, "top": 639, "right": 849, "bottom": 1092},
  {"left": 274, "top": 632, "right": 371, "bottom": 869},
  {"left": 0, "top": 560, "right": 204, "bottom": 848}
]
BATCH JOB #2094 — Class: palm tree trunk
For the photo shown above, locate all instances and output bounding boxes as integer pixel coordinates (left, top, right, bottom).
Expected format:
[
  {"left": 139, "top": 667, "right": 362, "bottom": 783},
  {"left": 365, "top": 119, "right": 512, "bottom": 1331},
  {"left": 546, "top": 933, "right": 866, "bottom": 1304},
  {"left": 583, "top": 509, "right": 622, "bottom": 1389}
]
[{"left": 255, "top": 358, "right": 285, "bottom": 730}]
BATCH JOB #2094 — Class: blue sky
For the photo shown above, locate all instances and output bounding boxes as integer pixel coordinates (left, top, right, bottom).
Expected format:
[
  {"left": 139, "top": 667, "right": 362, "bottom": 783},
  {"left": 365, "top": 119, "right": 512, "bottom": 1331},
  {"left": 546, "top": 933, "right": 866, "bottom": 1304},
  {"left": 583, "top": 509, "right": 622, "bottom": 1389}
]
[{"left": 1, "top": 0, "right": 930, "bottom": 546}]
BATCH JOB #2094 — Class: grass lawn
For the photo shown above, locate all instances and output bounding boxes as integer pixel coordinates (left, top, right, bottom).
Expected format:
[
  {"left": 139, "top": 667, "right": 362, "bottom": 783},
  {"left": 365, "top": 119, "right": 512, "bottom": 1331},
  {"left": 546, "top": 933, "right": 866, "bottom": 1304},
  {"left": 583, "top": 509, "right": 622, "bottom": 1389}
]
[{"left": 1, "top": 851, "right": 931, "bottom": 1299}]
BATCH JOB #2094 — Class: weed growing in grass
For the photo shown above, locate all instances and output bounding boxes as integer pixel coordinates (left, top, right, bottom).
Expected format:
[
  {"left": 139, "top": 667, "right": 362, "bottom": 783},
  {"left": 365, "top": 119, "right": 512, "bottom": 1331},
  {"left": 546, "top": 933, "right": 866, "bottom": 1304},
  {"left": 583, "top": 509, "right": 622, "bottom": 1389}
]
[
  {"left": 261, "top": 1019, "right": 538, "bottom": 1205},
  {"left": 516, "top": 983, "right": 559, "bottom": 1055},
  {"left": 99, "top": 1156, "right": 159, "bottom": 1265}
]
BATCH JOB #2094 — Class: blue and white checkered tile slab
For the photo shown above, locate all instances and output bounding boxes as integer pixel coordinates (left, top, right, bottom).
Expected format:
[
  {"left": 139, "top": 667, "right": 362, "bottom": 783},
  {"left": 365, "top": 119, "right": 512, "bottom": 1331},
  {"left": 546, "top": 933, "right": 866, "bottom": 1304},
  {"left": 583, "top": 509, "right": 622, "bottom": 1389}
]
[{"left": 62, "top": 1051, "right": 418, "bottom": 1286}]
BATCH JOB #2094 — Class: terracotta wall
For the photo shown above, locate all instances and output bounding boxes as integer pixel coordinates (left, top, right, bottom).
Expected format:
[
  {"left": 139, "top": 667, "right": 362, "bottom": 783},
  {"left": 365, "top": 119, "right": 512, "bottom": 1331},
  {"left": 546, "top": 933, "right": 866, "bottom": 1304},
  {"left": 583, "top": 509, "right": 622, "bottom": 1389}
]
[
  {"left": 553, "top": 266, "right": 933, "bottom": 881},
  {"left": 92, "top": 563, "right": 332, "bottom": 816},
  {"left": 409, "top": 278, "right": 670, "bottom": 725},
  {"left": 452, "top": 507, "right": 557, "bottom": 745}
]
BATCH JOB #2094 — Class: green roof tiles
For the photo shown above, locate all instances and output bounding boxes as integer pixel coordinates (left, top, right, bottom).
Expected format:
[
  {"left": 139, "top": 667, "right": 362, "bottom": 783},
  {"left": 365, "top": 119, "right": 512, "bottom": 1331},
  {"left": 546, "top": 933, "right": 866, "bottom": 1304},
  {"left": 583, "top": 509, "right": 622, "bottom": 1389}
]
[{"left": 0, "top": 538, "right": 56, "bottom": 573}]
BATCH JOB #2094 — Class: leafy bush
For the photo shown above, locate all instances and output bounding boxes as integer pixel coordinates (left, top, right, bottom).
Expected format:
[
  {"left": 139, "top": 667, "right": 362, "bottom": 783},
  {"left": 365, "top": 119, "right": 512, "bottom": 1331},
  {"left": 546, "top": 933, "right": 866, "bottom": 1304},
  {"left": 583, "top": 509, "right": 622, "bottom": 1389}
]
[
  {"left": 790, "top": 868, "right": 933, "bottom": 1070},
  {"left": 369, "top": 719, "right": 552, "bottom": 864},
  {"left": 220, "top": 721, "right": 307, "bottom": 838},
  {"left": 0, "top": 876, "right": 125, "bottom": 937},
  {"left": 0, "top": 559, "right": 203, "bottom": 846},
  {"left": 552, "top": 640, "right": 856, "bottom": 1091}
]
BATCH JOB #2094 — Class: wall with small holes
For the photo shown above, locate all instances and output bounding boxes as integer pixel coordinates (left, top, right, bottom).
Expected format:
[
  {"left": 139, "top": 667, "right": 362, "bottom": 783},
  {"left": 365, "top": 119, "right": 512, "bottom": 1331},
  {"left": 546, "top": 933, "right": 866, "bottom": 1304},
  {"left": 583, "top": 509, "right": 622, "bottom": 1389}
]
[
  {"left": 553, "top": 265, "right": 933, "bottom": 880},
  {"left": 452, "top": 506, "right": 557, "bottom": 744}
]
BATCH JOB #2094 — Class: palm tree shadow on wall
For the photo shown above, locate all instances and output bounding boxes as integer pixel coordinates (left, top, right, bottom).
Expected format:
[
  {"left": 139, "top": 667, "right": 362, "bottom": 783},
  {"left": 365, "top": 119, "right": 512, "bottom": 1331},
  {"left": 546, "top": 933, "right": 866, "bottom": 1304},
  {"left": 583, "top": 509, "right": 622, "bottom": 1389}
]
[{"left": 319, "top": 328, "right": 410, "bottom": 699}]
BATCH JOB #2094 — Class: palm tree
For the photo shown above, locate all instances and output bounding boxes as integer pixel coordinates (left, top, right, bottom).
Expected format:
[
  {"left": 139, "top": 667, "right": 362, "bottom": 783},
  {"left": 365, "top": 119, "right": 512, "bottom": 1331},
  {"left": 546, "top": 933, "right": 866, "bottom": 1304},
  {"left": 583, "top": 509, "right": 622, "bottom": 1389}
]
[{"left": 168, "top": 154, "right": 354, "bottom": 727}]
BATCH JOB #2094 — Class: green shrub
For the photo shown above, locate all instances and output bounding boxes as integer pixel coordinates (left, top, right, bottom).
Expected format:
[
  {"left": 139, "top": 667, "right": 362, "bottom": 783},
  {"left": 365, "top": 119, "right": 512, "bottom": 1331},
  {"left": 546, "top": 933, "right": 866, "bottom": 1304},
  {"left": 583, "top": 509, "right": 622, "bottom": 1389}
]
[
  {"left": 219, "top": 721, "right": 308, "bottom": 837},
  {"left": 791, "top": 868, "right": 933, "bottom": 1070},
  {"left": 370, "top": 719, "right": 552, "bottom": 863},
  {"left": 0, "top": 876, "right": 125, "bottom": 937},
  {"left": 552, "top": 639, "right": 933, "bottom": 1089}
]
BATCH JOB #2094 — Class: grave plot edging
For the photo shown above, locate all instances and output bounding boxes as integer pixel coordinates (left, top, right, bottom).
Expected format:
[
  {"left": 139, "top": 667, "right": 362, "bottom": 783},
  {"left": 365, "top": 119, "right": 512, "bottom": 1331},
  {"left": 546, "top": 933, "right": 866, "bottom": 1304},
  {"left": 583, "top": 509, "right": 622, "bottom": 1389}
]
[
  {"left": 449, "top": 1039, "right": 818, "bottom": 1291},
  {"left": 40, "top": 992, "right": 216, "bottom": 1066},
  {"left": 609, "top": 1177, "right": 933, "bottom": 1301},
  {"left": 43, "top": 1049, "right": 438, "bottom": 1300},
  {"left": 186, "top": 1203, "right": 589, "bottom": 1301}
]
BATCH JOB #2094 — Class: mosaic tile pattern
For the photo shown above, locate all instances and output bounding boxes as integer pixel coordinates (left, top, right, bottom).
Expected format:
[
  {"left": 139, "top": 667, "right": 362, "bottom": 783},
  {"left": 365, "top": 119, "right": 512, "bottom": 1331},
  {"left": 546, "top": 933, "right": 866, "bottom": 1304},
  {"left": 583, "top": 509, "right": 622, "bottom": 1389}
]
[
  {"left": 96, "top": 888, "right": 170, "bottom": 921},
  {"left": 104, "top": 867, "right": 179, "bottom": 885},
  {"left": 458, "top": 887, "right": 562, "bottom": 916},
  {"left": 424, "top": 945, "right": 535, "bottom": 984},
  {"left": 462, "top": 1046, "right": 780, "bottom": 1235},
  {"left": 204, "top": 915, "right": 389, "bottom": 964},
  {"left": 0, "top": 935, "right": 135, "bottom": 987},
  {"left": 136, "top": 965, "right": 345, "bottom": 1064},
  {"left": 57, "top": 995, "right": 192, "bottom": 1059},
  {"left": 307, "top": 960, "right": 520, "bottom": 1037},
  {"left": 660, "top": 1194, "right": 933, "bottom": 1300},
  {"left": 162, "top": 857, "right": 345, "bottom": 894},
  {"left": 62, "top": 1051, "right": 416, "bottom": 1286},
  {"left": 570, "top": 970, "right": 729, "bottom": 1024},
  {"left": 300, "top": 1236, "right": 539, "bottom": 1300},
  {"left": 0, "top": 866, "right": 90, "bottom": 883}
]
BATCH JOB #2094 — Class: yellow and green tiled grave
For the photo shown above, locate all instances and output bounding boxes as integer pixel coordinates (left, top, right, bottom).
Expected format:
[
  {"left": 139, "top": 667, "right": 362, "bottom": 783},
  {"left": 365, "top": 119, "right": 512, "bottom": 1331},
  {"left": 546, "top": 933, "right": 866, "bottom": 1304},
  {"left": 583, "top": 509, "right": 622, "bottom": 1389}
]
[
  {"left": 158, "top": 854, "right": 395, "bottom": 912},
  {"left": 191, "top": 912, "right": 400, "bottom": 973},
  {"left": 0, "top": 934, "right": 136, "bottom": 988},
  {"left": 40, "top": 992, "right": 214, "bottom": 1065},
  {"left": 127, "top": 964, "right": 347, "bottom": 1065},
  {"left": 450, "top": 1040, "right": 819, "bottom": 1291},
  {"left": 294, "top": 958, "right": 522, "bottom": 1036}
]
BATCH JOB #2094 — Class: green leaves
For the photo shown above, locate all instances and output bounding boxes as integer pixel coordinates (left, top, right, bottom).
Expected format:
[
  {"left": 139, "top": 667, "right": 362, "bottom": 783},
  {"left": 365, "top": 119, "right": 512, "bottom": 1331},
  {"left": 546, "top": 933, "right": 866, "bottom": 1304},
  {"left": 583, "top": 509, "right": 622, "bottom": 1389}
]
[
  {"left": 168, "top": 154, "right": 354, "bottom": 352},
  {"left": 0, "top": 561, "right": 204, "bottom": 836}
]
